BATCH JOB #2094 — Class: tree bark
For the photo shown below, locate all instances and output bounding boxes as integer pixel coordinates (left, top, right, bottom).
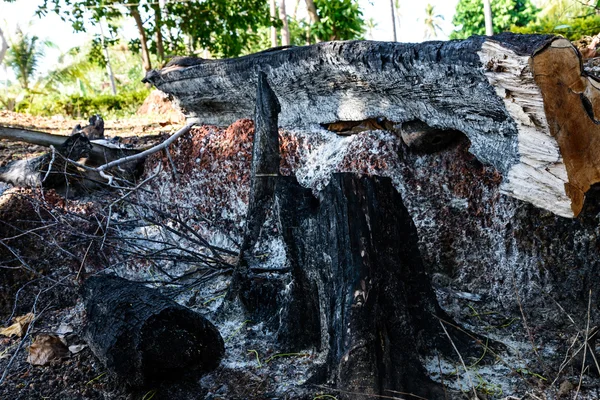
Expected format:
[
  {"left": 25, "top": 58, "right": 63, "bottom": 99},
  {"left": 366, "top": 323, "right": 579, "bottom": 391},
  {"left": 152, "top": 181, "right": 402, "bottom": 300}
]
[
  {"left": 389, "top": 0, "right": 397, "bottom": 41},
  {"left": 130, "top": 6, "right": 152, "bottom": 72},
  {"left": 225, "top": 71, "right": 282, "bottom": 316},
  {"left": 144, "top": 33, "right": 600, "bottom": 219},
  {"left": 152, "top": 2, "right": 165, "bottom": 62},
  {"left": 273, "top": 173, "right": 484, "bottom": 399},
  {"left": 270, "top": 0, "right": 278, "bottom": 48},
  {"left": 305, "top": 0, "right": 321, "bottom": 42},
  {"left": 279, "top": 0, "right": 291, "bottom": 46},
  {"left": 81, "top": 275, "right": 224, "bottom": 387}
]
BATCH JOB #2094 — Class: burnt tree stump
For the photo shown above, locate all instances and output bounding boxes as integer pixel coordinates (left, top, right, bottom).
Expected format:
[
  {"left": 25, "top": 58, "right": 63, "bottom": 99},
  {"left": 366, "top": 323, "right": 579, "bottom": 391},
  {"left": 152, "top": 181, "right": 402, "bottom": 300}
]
[
  {"left": 275, "top": 174, "right": 487, "bottom": 399},
  {"left": 81, "top": 275, "right": 224, "bottom": 387}
]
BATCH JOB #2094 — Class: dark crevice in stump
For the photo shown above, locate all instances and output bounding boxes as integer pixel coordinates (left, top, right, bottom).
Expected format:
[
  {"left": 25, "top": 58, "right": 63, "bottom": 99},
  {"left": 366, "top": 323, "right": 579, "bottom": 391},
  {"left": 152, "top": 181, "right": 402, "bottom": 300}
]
[{"left": 82, "top": 275, "right": 224, "bottom": 387}]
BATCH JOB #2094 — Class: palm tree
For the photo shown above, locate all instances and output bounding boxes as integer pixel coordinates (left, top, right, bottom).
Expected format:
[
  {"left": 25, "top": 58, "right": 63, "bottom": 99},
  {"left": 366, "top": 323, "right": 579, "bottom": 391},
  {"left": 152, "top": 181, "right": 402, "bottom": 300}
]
[
  {"left": 6, "top": 28, "right": 50, "bottom": 90},
  {"left": 423, "top": 4, "right": 444, "bottom": 39}
]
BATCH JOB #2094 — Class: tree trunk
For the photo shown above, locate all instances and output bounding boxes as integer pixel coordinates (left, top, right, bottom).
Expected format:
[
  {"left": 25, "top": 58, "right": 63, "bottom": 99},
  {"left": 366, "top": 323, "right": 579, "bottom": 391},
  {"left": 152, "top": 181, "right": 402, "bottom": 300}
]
[
  {"left": 99, "top": 20, "right": 117, "bottom": 95},
  {"left": 270, "top": 0, "right": 278, "bottom": 48},
  {"left": 225, "top": 71, "right": 282, "bottom": 316},
  {"left": 274, "top": 173, "right": 487, "bottom": 399},
  {"left": 81, "top": 275, "right": 224, "bottom": 387},
  {"left": 144, "top": 33, "right": 600, "bottom": 219},
  {"left": 279, "top": 0, "right": 291, "bottom": 46},
  {"left": 389, "top": 0, "right": 397, "bottom": 41},
  {"left": 305, "top": 0, "right": 321, "bottom": 42},
  {"left": 152, "top": 2, "right": 165, "bottom": 62},
  {"left": 483, "top": 0, "right": 494, "bottom": 36},
  {"left": 130, "top": 6, "right": 152, "bottom": 72}
]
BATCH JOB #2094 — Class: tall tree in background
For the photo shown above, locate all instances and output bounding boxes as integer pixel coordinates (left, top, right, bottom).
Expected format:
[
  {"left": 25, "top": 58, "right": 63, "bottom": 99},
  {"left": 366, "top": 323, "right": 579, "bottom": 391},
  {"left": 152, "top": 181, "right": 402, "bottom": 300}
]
[
  {"left": 279, "top": 0, "right": 291, "bottom": 46},
  {"left": 451, "top": 0, "right": 538, "bottom": 39},
  {"left": 38, "top": 0, "right": 270, "bottom": 67},
  {"left": 390, "top": 0, "right": 397, "bottom": 41},
  {"left": 305, "top": 0, "right": 322, "bottom": 42},
  {"left": 423, "top": 4, "right": 444, "bottom": 39},
  {"left": 483, "top": 0, "right": 494, "bottom": 35},
  {"left": 0, "top": 27, "right": 7, "bottom": 66},
  {"left": 270, "top": 0, "right": 278, "bottom": 47}
]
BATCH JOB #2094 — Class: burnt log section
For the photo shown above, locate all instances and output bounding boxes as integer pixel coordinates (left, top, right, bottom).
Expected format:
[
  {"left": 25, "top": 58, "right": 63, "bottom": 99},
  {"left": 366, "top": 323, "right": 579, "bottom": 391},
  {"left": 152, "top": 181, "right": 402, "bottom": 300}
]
[
  {"left": 145, "top": 33, "right": 600, "bottom": 219},
  {"left": 81, "top": 275, "right": 224, "bottom": 387},
  {"left": 0, "top": 133, "right": 92, "bottom": 189},
  {"left": 225, "top": 71, "right": 283, "bottom": 313},
  {"left": 0, "top": 126, "right": 143, "bottom": 190}
]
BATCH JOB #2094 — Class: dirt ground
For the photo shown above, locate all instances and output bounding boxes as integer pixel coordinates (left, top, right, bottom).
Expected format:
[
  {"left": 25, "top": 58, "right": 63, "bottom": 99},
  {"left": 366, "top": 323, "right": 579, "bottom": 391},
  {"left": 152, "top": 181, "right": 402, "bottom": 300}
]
[{"left": 0, "top": 109, "right": 191, "bottom": 400}]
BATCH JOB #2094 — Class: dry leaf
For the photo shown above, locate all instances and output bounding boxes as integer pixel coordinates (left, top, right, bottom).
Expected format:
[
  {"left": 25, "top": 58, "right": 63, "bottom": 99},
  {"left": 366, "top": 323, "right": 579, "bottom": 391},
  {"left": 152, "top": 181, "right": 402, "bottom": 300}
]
[
  {"left": 0, "top": 313, "right": 34, "bottom": 338},
  {"left": 27, "top": 334, "right": 69, "bottom": 366}
]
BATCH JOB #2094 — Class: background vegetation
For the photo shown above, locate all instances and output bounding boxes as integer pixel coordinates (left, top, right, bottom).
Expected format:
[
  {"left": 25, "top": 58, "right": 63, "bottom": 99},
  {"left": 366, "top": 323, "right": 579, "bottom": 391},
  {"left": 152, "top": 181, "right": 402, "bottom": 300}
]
[{"left": 2, "top": 0, "right": 600, "bottom": 119}]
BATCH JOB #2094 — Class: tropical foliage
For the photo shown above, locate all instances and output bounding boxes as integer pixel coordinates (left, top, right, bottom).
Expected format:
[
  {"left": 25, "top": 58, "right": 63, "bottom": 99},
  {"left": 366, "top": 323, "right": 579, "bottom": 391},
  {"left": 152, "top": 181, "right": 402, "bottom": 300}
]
[
  {"left": 451, "top": 0, "right": 538, "bottom": 39},
  {"left": 511, "top": 0, "right": 600, "bottom": 40}
]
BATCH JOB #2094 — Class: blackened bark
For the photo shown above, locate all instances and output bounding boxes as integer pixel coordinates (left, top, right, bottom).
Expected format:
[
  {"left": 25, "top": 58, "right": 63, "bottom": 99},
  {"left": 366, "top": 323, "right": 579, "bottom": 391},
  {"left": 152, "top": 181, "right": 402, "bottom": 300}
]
[
  {"left": 225, "top": 71, "right": 282, "bottom": 312},
  {"left": 0, "top": 133, "right": 92, "bottom": 189},
  {"left": 275, "top": 174, "right": 484, "bottom": 399},
  {"left": 82, "top": 275, "right": 224, "bottom": 387}
]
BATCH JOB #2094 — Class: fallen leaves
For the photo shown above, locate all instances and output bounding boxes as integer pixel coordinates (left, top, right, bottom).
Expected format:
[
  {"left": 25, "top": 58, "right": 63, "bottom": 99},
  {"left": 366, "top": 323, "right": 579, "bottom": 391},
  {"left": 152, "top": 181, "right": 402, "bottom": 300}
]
[
  {"left": 0, "top": 313, "right": 34, "bottom": 338},
  {"left": 27, "top": 335, "right": 69, "bottom": 366}
]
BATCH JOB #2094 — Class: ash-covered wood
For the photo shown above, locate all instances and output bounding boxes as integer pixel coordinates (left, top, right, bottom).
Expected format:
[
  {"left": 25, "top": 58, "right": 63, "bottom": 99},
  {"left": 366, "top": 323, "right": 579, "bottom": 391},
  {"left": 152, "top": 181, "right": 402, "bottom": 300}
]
[
  {"left": 144, "top": 33, "right": 600, "bottom": 218},
  {"left": 274, "top": 174, "right": 494, "bottom": 399},
  {"left": 0, "top": 124, "right": 143, "bottom": 191},
  {"left": 0, "top": 133, "right": 92, "bottom": 189},
  {"left": 81, "top": 275, "right": 224, "bottom": 387}
]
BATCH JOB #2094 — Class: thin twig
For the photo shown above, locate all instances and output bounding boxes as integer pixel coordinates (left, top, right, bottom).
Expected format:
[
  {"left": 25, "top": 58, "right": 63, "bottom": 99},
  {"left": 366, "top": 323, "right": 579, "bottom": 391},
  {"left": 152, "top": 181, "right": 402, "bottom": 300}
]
[
  {"left": 41, "top": 145, "right": 56, "bottom": 183},
  {"left": 439, "top": 320, "right": 478, "bottom": 399},
  {"left": 575, "top": 289, "right": 593, "bottom": 399}
]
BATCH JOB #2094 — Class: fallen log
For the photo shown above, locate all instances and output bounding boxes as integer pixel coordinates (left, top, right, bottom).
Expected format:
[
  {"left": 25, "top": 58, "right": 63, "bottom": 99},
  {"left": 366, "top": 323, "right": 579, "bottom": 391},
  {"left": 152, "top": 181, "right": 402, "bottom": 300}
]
[
  {"left": 144, "top": 33, "right": 600, "bottom": 218},
  {"left": 0, "top": 125, "right": 139, "bottom": 166},
  {"left": 0, "top": 133, "right": 93, "bottom": 189},
  {"left": 81, "top": 275, "right": 224, "bottom": 387}
]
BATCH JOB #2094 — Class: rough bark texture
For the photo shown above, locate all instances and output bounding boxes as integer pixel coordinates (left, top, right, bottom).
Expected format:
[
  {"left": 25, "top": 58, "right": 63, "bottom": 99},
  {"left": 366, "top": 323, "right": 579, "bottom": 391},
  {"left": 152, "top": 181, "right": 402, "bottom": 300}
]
[
  {"left": 144, "top": 33, "right": 600, "bottom": 219},
  {"left": 239, "top": 72, "right": 281, "bottom": 256},
  {"left": 275, "top": 174, "right": 488, "bottom": 399},
  {"left": 81, "top": 275, "right": 224, "bottom": 387}
]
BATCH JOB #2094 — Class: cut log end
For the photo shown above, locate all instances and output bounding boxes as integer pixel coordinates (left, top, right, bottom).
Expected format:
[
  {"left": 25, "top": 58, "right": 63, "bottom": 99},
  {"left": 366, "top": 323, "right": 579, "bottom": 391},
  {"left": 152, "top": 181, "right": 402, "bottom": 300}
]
[{"left": 82, "top": 275, "right": 224, "bottom": 387}]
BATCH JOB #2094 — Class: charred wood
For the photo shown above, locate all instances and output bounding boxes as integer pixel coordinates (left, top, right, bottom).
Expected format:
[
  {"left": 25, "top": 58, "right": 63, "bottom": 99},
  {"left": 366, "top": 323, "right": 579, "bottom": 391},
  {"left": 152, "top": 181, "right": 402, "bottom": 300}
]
[{"left": 81, "top": 275, "right": 224, "bottom": 387}]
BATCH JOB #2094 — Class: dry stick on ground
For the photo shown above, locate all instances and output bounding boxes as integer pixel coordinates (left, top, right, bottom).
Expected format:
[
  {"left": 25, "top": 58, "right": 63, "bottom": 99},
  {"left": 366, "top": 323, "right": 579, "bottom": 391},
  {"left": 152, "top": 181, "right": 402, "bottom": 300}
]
[{"left": 94, "top": 122, "right": 196, "bottom": 184}]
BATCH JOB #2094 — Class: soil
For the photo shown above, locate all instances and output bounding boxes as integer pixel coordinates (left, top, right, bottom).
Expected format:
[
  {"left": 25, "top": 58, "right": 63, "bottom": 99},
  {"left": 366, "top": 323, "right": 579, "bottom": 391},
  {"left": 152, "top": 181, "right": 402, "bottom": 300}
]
[{"left": 0, "top": 110, "right": 189, "bottom": 400}]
